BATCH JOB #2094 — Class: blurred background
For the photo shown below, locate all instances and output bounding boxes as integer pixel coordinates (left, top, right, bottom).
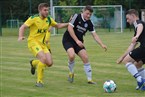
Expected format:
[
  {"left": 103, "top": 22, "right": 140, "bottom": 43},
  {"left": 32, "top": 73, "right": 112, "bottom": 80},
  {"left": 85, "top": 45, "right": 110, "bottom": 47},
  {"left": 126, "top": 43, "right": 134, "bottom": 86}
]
[{"left": 0, "top": 0, "right": 145, "bottom": 35}]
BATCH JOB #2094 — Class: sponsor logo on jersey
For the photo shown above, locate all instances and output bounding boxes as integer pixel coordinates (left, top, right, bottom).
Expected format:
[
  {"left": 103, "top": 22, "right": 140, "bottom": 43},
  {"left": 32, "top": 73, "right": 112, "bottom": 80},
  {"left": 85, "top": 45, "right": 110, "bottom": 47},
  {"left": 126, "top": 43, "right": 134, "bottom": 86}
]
[
  {"left": 76, "top": 25, "right": 86, "bottom": 33},
  {"left": 37, "top": 29, "right": 47, "bottom": 33},
  {"left": 36, "top": 47, "right": 39, "bottom": 51},
  {"left": 84, "top": 23, "right": 88, "bottom": 28}
]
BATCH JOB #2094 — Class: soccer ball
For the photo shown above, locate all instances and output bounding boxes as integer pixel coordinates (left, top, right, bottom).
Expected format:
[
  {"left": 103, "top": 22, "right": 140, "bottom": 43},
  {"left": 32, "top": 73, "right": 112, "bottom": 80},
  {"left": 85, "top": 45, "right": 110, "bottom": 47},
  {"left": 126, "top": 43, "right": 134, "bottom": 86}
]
[{"left": 103, "top": 80, "right": 117, "bottom": 93}]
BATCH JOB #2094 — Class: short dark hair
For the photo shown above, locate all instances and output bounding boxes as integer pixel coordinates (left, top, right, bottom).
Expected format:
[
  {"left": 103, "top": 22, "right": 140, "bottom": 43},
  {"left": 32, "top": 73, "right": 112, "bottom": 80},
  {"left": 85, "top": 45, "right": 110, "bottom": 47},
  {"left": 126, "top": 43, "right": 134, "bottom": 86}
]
[
  {"left": 38, "top": 3, "right": 49, "bottom": 10},
  {"left": 126, "top": 9, "right": 139, "bottom": 17},
  {"left": 83, "top": 5, "right": 93, "bottom": 13}
]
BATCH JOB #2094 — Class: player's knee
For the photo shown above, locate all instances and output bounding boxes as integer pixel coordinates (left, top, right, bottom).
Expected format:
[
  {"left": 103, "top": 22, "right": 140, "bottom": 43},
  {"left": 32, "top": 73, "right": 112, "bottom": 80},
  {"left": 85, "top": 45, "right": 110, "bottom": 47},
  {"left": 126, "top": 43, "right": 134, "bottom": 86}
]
[
  {"left": 39, "top": 56, "right": 47, "bottom": 64},
  {"left": 82, "top": 55, "right": 88, "bottom": 61},
  {"left": 69, "top": 54, "right": 75, "bottom": 61},
  {"left": 135, "top": 61, "right": 143, "bottom": 69},
  {"left": 46, "top": 60, "right": 53, "bottom": 67}
]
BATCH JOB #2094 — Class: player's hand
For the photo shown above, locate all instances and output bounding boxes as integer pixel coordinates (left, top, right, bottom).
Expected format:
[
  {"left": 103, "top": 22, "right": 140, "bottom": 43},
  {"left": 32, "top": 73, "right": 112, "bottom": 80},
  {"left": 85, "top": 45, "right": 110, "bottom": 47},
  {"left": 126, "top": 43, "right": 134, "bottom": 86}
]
[
  {"left": 18, "top": 36, "right": 25, "bottom": 41},
  {"left": 131, "top": 36, "right": 138, "bottom": 44},
  {"left": 76, "top": 40, "right": 84, "bottom": 48},
  {"left": 116, "top": 56, "right": 124, "bottom": 64},
  {"left": 101, "top": 44, "right": 107, "bottom": 51}
]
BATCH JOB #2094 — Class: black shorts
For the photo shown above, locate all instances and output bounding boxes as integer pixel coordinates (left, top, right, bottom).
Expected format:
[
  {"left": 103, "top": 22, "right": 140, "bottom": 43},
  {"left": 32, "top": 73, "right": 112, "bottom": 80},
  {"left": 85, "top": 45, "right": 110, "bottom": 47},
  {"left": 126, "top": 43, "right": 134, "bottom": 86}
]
[
  {"left": 129, "top": 47, "right": 145, "bottom": 64},
  {"left": 62, "top": 41, "right": 85, "bottom": 54}
]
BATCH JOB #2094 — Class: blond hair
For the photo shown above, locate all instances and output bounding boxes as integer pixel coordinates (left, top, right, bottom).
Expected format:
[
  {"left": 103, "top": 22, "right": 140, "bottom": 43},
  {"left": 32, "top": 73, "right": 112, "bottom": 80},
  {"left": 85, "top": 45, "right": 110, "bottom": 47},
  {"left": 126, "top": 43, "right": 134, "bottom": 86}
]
[{"left": 38, "top": 3, "right": 49, "bottom": 11}]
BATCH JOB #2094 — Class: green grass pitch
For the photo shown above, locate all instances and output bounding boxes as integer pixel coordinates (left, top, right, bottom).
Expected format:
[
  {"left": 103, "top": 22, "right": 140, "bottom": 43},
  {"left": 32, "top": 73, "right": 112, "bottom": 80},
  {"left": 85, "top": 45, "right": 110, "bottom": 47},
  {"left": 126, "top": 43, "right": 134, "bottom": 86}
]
[{"left": 1, "top": 28, "right": 145, "bottom": 97}]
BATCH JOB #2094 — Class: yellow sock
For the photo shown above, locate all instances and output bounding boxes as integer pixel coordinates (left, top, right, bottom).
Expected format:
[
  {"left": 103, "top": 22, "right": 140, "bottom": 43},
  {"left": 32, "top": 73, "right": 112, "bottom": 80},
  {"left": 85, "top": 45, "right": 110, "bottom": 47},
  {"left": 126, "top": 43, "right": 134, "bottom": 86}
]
[
  {"left": 32, "top": 60, "right": 39, "bottom": 67},
  {"left": 36, "top": 61, "right": 46, "bottom": 83}
]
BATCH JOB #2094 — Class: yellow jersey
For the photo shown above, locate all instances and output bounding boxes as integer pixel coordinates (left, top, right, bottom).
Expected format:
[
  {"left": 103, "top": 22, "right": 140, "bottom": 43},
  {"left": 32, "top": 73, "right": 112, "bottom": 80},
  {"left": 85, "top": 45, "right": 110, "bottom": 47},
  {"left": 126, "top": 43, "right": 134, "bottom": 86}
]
[{"left": 24, "top": 14, "right": 57, "bottom": 44}]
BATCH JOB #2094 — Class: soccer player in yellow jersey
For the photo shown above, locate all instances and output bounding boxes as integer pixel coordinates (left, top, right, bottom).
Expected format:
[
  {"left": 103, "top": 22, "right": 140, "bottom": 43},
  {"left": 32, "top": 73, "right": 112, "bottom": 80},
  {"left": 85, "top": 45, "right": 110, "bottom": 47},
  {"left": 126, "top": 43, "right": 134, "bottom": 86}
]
[{"left": 18, "top": 3, "right": 68, "bottom": 87}]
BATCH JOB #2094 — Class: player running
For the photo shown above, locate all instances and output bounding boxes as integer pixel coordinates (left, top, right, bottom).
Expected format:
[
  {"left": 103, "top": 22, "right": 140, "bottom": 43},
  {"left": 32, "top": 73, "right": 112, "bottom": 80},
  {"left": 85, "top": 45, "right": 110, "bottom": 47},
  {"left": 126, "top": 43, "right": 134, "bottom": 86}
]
[
  {"left": 62, "top": 5, "right": 107, "bottom": 84},
  {"left": 18, "top": 3, "right": 68, "bottom": 87},
  {"left": 117, "top": 9, "right": 145, "bottom": 90}
]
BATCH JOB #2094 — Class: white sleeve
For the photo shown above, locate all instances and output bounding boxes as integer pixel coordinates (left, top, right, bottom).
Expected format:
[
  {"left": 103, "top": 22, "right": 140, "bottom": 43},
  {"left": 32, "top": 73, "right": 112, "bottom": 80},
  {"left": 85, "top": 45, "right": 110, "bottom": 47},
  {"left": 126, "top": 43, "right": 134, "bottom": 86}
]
[{"left": 69, "top": 14, "right": 78, "bottom": 27}]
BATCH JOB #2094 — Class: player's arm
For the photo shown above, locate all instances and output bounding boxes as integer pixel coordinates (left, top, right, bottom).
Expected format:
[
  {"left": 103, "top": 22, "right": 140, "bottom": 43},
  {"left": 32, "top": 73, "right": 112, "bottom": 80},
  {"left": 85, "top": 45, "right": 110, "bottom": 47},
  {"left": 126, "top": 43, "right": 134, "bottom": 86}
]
[
  {"left": 117, "top": 42, "right": 138, "bottom": 64},
  {"left": 54, "top": 23, "right": 68, "bottom": 29},
  {"left": 18, "top": 24, "right": 28, "bottom": 41},
  {"left": 132, "top": 24, "right": 143, "bottom": 43},
  {"left": 18, "top": 16, "right": 34, "bottom": 41},
  {"left": 68, "top": 24, "right": 84, "bottom": 48},
  {"left": 49, "top": 17, "right": 68, "bottom": 29},
  {"left": 67, "top": 14, "right": 84, "bottom": 48},
  {"left": 117, "top": 23, "right": 143, "bottom": 64},
  {"left": 91, "top": 32, "right": 107, "bottom": 51}
]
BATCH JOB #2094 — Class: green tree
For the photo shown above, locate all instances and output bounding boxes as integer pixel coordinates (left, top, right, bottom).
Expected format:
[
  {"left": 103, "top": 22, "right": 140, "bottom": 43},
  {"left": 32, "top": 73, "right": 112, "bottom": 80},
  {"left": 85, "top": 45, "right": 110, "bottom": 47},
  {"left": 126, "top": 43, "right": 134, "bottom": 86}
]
[{"left": 1, "top": 0, "right": 145, "bottom": 27}]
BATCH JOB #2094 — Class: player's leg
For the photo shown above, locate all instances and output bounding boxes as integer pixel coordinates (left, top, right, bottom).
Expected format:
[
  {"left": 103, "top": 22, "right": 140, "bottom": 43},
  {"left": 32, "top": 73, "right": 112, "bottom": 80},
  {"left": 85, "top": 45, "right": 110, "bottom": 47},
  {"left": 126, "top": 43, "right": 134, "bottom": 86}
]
[
  {"left": 67, "top": 48, "right": 75, "bottom": 73},
  {"left": 35, "top": 51, "right": 47, "bottom": 87},
  {"left": 45, "top": 52, "right": 53, "bottom": 67},
  {"left": 35, "top": 46, "right": 53, "bottom": 87},
  {"left": 77, "top": 49, "right": 95, "bottom": 84},
  {"left": 122, "top": 54, "right": 145, "bottom": 90},
  {"left": 30, "top": 53, "right": 51, "bottom": 75},
  {"left": 66, "top": 48, "right": 75, "bottom": 83},
  {"left": 28, "top": 42, "right": 44, "bottom": 74},
  {"left": 134, "top": 61, "right": 145, "bottom": 90},
  {"left": 28, "top": 42, "right": 48, "bottom": 87},
  {"left": 62, "top": 41, "right": 75, "bottom": 83},
  {"left": 135, "top": 61, "right": 145, "bottom": 79},
  {"left": 30, "top": 59, "right": 39, "bottom": 75},
  {"left": 45, "top": 39, "right": 53, "bottom": 67},
  {"left": 31, "top": 60, "right": 39, "bottom": 67}
]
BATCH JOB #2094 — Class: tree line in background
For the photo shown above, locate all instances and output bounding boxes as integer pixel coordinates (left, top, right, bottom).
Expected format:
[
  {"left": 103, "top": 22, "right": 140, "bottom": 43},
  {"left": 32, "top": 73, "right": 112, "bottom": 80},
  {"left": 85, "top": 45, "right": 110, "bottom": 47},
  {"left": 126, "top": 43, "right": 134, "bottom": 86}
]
[{"left": 0, "top": 0, "right": 145, "bottom": 26}]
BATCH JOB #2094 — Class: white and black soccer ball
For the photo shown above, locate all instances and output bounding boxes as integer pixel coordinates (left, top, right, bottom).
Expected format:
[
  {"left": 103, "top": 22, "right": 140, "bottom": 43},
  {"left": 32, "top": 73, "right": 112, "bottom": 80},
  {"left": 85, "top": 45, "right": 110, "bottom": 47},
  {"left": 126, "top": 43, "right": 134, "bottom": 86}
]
[{"left": 103, "top": 80, "right": 117, "bottom": 93}]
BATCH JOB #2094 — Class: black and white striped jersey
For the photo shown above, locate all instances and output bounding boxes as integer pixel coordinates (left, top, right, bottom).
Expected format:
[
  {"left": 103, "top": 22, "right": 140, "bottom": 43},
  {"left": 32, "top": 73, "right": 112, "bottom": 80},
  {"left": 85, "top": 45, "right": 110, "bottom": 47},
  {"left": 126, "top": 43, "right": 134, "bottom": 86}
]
[
  {"left": 133, "top": 20, "right": 145, "bottom": 47},
  {"left": 63, "top": 13, "right": 95, "bottom": 43}
]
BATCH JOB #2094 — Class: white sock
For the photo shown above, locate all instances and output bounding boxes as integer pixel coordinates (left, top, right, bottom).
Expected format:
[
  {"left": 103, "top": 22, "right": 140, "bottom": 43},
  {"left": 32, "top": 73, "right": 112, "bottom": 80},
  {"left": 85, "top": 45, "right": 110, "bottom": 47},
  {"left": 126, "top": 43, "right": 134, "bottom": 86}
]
[
  {"left": 68, "top": 60, "right": 75, "bottom": 73},
  {"left": 138, "top": 67, "right": 145, "bottom": 79},
  {"left": 84, "top": 63, "right": 92, "bottom": 81},
  {"left": 125, "top": 62, "right": 142, "bottom": 82}
]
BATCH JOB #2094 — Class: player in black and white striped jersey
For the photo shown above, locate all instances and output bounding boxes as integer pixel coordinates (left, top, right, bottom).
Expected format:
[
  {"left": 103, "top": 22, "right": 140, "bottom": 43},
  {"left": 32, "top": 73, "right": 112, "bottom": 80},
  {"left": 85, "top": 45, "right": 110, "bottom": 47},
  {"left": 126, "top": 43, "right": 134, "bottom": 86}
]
[
  {"left": 62, "top": 5, "right": 107, "bottom": 84},
  {"left": 117, "top": 9, "right": 145, "bottom": 90}
]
